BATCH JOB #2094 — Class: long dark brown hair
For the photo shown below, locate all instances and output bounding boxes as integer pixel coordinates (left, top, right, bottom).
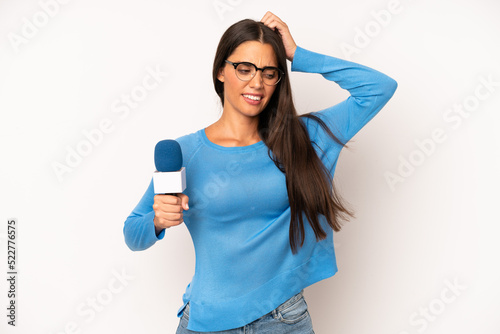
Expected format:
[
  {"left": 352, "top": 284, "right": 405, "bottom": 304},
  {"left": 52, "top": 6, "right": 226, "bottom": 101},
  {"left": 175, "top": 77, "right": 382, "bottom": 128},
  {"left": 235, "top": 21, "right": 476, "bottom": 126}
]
[{"left": 213, "top": 19, "right": 355, "bottom": 254}]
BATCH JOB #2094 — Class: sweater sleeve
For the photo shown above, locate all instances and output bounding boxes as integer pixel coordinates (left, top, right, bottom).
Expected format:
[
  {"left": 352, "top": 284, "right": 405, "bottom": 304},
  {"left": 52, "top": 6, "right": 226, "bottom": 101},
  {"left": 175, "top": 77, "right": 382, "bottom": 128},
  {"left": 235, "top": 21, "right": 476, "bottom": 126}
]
[
  {"left": 123, "top": 178, "right": 166, "bottom": 251},
  {"left": 291, "top": 45, "right": 398, "bottom": 151}
]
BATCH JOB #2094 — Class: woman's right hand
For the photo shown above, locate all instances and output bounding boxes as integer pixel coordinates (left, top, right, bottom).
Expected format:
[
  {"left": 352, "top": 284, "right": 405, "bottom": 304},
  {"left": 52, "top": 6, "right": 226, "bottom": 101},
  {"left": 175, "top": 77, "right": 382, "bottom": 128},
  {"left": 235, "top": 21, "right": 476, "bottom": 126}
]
[{"left": 153, "top": 193, "right": 189, "bottom": 234}]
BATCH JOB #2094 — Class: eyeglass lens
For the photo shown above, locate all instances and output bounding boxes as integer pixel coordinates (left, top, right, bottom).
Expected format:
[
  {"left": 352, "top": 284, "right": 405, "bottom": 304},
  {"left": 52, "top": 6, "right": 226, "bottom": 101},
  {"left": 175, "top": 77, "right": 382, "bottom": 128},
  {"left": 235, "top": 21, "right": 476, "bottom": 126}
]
[{"left": 235, "top": 63, "right": 280, "bottom": 85}]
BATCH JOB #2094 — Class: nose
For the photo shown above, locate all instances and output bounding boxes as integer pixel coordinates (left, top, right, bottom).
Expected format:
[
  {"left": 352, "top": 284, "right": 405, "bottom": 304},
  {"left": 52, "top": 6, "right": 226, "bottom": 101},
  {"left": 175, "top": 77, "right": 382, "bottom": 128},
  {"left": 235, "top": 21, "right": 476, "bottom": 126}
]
[{"left": 248, "top": 70, "right": 264, "bottom": 88}]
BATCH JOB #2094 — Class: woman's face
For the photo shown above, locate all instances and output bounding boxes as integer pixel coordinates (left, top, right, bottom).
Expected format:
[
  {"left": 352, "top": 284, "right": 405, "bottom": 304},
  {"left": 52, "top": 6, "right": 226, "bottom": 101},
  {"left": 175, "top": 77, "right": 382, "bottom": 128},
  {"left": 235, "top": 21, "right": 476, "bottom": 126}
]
[{"left": 217, "top": 41, "right": 278, "bottom": 120}]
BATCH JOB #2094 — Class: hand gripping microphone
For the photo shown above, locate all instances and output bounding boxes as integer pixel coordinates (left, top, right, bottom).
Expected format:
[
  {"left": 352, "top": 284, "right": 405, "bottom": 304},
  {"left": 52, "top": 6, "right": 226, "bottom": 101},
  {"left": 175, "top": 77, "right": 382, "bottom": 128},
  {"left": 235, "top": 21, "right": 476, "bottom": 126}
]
[{"left": 153, "top": 140, "right": 186, "bottom": 194}]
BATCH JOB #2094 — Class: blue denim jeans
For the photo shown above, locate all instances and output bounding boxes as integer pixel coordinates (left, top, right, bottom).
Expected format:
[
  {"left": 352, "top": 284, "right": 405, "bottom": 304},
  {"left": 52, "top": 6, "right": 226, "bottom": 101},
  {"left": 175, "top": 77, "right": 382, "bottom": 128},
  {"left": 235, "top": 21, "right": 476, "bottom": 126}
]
[{"left": 175, "top": 290, "right": 315, "bottom": 333}]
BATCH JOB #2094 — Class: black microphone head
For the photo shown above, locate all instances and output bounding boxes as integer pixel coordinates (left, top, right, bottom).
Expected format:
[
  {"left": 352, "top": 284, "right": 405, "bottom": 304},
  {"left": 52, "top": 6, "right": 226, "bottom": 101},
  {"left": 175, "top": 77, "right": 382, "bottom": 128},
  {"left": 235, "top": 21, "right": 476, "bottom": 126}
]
[{"left": 154, "top": 140, "right": 183, "bottom": 172}]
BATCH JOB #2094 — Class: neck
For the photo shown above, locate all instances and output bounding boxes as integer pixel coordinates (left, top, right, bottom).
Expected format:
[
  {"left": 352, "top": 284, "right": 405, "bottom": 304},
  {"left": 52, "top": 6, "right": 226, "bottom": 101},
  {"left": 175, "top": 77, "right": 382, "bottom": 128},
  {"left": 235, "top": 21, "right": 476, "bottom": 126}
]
[{"left": 206, "top": 110, "right": 261, "bottom": 147}]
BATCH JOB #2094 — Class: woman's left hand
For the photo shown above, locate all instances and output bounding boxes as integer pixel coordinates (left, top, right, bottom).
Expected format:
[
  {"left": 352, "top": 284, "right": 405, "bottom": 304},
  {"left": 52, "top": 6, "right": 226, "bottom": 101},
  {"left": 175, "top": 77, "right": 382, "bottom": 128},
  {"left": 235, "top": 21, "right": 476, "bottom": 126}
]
[{"left": 260, "top": 11, "right": 297, "bottom": 62}]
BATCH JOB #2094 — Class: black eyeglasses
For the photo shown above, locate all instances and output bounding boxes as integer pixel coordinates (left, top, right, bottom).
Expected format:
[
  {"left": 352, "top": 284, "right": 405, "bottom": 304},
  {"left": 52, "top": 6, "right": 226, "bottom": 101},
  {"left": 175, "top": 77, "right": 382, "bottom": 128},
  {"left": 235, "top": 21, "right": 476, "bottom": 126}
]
[{"left": 225, "top": 60, "right": 284, "bottom": 86}]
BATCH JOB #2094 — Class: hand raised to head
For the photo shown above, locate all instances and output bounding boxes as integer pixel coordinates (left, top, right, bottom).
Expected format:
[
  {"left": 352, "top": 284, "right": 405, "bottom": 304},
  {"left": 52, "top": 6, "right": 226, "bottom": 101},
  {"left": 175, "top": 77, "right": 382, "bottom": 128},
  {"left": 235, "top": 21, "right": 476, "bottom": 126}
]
[{"left": 260, "top": 11, "right": 297, "bottom": 62}]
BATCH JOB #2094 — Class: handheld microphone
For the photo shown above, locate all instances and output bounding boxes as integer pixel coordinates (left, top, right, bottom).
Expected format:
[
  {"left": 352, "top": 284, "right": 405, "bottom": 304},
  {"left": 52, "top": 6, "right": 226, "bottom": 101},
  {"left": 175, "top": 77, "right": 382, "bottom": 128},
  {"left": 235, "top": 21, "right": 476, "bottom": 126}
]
[{"left": 153, "top": 140, "right": 186, "bottom": 194}]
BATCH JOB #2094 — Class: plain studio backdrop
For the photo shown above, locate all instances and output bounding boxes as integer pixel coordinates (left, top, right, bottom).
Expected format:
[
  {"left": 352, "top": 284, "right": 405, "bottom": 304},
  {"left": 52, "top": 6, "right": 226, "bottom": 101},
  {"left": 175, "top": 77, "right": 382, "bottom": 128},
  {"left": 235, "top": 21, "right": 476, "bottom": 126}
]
[{"left": 0, "top": 0, "right": 499, "bottom": 333}]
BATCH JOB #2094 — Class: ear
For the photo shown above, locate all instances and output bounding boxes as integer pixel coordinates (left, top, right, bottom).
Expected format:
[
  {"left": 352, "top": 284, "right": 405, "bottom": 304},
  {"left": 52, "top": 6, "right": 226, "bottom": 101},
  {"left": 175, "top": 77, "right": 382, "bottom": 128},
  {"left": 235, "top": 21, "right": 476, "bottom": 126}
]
[{"left": 217, "top": 67, "right": 225, "bottom": 82}]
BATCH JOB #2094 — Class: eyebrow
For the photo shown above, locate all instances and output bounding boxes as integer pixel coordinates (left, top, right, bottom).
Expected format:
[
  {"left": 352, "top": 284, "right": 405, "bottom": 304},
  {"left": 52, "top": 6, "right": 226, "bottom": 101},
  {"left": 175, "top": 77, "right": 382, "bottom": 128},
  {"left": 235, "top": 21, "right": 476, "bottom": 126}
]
[{"left": 232, "top": 61, "right": 279, "bottom": 68}]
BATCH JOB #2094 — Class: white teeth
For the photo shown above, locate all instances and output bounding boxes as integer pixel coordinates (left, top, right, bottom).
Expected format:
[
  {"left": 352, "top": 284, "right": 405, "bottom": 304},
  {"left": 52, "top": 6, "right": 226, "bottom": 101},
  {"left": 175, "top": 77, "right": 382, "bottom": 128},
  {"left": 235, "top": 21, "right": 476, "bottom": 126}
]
[{"left": 243, "top": 94, "right": 262, "bottom": 101}]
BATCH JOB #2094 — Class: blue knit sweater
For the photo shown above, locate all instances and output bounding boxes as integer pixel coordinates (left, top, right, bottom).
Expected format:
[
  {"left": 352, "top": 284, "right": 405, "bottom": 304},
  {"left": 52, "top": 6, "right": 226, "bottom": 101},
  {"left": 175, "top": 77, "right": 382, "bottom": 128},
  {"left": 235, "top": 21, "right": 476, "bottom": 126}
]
[{"left": 123, "top": 46, "right": 397, "bottom": 331}]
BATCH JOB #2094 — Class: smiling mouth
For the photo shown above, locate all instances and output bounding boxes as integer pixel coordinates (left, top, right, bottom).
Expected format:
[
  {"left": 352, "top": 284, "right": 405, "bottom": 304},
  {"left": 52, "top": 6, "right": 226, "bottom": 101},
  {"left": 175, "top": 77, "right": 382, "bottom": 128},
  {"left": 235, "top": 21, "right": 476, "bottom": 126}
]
[{"left": 242, "top": 94, "right": 262, "bottom": 101}]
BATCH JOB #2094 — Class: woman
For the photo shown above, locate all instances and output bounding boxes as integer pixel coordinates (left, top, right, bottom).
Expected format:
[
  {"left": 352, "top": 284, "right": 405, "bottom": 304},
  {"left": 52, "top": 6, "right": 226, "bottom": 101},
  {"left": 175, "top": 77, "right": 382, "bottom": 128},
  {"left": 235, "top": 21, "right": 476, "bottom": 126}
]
[{"left": 123, "top": 11, "right": 397, "bottom": 333}]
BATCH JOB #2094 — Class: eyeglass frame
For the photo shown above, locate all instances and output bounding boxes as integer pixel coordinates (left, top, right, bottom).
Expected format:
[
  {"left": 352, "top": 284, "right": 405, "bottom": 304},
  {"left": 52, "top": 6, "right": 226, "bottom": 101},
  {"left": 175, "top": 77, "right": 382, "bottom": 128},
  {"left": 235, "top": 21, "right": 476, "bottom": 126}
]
[{"left": 224, "top": 60, "right": 285, "bottom": 86}]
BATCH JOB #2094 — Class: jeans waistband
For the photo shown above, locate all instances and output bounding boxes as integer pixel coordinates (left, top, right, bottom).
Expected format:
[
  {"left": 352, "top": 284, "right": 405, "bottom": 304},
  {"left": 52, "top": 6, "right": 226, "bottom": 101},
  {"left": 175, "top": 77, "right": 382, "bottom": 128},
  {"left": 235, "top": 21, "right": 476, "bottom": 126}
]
[{"left": 274, "top": 289, "right": 304, "bottom": 313}]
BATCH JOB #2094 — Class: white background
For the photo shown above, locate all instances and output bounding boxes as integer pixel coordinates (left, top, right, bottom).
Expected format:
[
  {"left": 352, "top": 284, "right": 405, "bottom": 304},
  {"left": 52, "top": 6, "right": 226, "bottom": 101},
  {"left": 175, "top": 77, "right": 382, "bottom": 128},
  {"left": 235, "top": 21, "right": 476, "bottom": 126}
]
[{"left": 1, "top": 0, "right": 499, "bottom": 333}]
